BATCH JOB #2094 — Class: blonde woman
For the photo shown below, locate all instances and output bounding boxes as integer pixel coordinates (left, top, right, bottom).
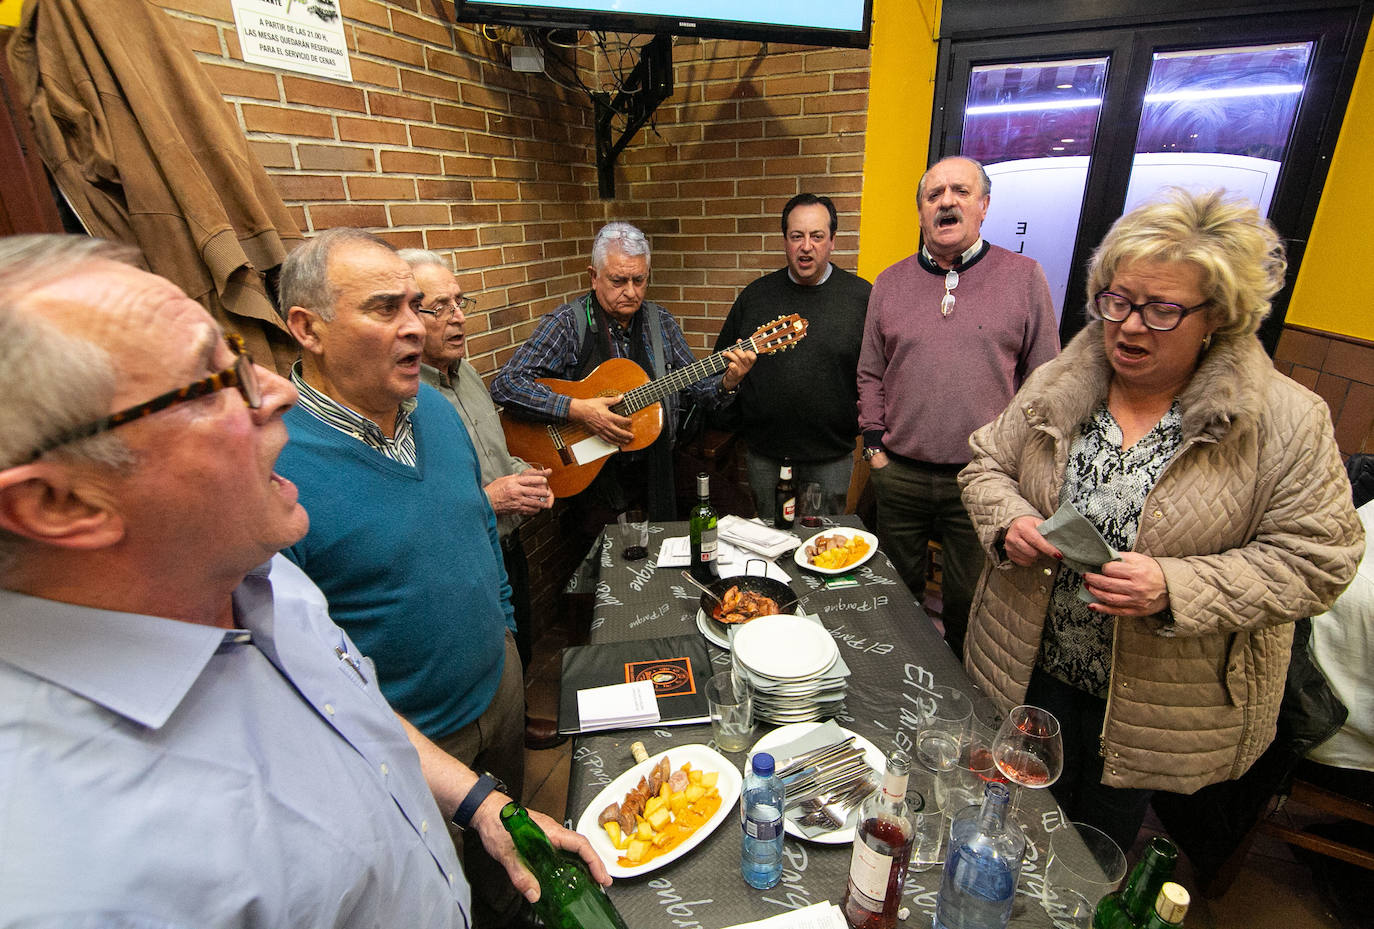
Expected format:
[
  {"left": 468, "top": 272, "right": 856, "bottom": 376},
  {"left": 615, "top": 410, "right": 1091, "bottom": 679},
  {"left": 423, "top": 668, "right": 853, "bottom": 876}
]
[{"left": 959, "top": 189, "right": 1364, "bottom": 849}]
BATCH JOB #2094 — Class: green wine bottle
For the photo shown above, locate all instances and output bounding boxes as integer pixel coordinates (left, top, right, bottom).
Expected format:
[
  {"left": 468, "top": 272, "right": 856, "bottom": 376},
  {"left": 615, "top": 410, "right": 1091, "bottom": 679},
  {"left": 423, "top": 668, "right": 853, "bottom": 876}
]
[
  {"left": 1092, "top": 836, "right": 1178, "bottom": 929},
  {"left": 500, "top": 802, "right": 629, "bottom": 929},
  {"left": 688, "top": 472, "right": 720, "bottom": 583},
  {"left": 1141, "top": 882, "right": 1190, "bottom": 928}
]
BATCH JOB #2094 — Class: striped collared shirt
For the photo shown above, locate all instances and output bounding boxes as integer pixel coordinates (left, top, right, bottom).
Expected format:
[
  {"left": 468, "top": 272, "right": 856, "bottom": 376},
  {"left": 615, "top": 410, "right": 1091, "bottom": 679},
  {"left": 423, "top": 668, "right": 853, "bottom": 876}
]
[{"left": 290, "top": 363, "right": 419, "bottom": 466}]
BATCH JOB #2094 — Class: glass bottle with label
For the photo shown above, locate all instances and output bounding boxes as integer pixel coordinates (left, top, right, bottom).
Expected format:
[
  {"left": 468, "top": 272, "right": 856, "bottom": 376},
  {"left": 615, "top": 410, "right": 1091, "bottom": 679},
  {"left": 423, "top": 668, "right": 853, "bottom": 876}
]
[
  {"left": 500, "top": 802, "right": 629, "bottom": 929},
  {"left": 841, "top": 748, "right": 913, "bottom": 929},
  {"left": 689, "top": 472, "right": 719, "bottom": 583},
  {"left": 934, "top": 781, "right": 1025, "bottom": 929},
  {"left": 774, "top": 461, "right": 796, "bottom": 530}
]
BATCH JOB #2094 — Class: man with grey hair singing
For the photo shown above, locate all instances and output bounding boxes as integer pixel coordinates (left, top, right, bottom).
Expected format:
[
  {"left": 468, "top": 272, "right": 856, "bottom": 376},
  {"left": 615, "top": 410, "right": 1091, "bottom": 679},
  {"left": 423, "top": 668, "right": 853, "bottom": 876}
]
[
  {"left": 398, "top": 247, "right": 562, "bottom": 749},
  {"left": 0, "top": 234, "right": 607, "bottom": 928},
  {"left": 492, "top": 221, "right": 756, "bottom": 535},
  {"left": 859, "top": 156, "right": 1059, "bottom": 658}
]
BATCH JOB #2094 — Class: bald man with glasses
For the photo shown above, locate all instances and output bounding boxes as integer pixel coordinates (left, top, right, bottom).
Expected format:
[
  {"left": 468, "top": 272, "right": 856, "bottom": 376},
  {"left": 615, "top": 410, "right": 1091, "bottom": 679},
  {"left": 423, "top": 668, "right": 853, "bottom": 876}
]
[{"left": 0, "top": 234, "right": 607, "bottom": 928}]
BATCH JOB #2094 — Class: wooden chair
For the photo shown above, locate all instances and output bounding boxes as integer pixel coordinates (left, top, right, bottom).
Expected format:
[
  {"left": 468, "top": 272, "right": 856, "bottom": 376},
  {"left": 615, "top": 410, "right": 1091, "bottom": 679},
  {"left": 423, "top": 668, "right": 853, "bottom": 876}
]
[{"left": 1257, "top": 772, "right": 1374, "bottom": 871}]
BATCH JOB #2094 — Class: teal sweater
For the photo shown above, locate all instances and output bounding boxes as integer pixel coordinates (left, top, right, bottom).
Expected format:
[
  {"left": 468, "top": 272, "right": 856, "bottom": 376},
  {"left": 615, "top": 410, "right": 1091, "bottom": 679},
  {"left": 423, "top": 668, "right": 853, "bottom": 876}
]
[{"left": 278, "top": 385, "right": 513, "bottom": 739}]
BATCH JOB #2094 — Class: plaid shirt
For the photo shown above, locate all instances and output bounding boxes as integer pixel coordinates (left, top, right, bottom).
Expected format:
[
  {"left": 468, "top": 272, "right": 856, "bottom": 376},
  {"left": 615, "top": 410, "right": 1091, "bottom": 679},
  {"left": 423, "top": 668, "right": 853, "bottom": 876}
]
[
  {"left": 290, "top": 363, "right": 419, "bottom": 466},
  {"left": 489, "top": 295, "right": 728, "bottom": 424}
]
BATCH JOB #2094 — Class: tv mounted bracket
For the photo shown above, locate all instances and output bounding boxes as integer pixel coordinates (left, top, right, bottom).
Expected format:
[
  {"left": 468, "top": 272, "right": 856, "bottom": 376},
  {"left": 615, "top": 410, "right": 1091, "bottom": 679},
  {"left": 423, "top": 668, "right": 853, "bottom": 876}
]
[{"left": 593, "top": 34, "right": 673, "bottom": 198}]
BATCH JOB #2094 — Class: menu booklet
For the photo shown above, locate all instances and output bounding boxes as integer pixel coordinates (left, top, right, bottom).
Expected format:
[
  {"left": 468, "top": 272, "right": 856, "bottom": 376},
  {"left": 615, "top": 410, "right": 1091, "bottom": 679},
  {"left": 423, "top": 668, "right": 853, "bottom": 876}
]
[{"left": 558, "top": 633, "right": 713, "bottom": 735}]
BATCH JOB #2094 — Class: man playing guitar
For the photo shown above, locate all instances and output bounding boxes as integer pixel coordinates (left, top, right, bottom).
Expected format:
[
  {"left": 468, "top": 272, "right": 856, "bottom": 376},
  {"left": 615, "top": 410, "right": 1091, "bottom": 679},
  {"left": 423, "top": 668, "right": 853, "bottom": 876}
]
[{"left": 491, "top": 222, "right": 757, "bottom": 534}]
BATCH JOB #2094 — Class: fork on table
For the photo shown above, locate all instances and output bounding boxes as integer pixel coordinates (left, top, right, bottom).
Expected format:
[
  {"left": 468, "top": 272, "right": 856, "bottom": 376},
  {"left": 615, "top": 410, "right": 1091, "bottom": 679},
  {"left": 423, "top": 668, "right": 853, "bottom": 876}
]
[{"left": 795, "top": 775, "right": 877, "bottom": 829}]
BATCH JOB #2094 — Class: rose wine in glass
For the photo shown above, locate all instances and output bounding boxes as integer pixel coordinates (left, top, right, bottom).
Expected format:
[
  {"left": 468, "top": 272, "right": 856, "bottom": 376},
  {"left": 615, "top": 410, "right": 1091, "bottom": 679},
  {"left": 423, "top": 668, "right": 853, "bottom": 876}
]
[{"left": 991, "top": 705, "right": 1063, "bottom": 821}]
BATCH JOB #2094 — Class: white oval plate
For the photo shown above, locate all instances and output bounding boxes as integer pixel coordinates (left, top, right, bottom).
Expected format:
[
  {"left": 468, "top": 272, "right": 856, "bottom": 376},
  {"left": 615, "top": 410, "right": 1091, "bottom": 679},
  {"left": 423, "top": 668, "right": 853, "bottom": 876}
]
[
  {"left": 733, "top": 615, "right": 838, "bottom": 680},
  {"left": 751, "top": 723, "right": 884, "bottom": 844},
  {"left": 574, "top": 743, "right": 743, "bottom": 879},
  {"left": 794, "top": 528, "right": 879, "bottom": 575}
]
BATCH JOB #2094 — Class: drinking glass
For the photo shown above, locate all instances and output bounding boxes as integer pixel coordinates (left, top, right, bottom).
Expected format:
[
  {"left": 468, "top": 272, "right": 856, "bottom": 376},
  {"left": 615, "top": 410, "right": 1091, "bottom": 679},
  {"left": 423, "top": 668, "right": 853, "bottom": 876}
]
[
  {"left": 617, "top": 509, "right": 649, "bottom": 561},
  {"left": 991, "top": 705, "right": 1064, "bottom": 819},
  {"left": 915, "top": 685, "right": 973, "bottom": 777},
  {"left": 906, "top": 768, "right": 947, "bottom": 871},
  {"left": 798, "top": 481, "right": 826, "bottom": 528},
  {"left": 1042, "top": 821, "right": 1128, "bottom": 929},
  {"left": 937, "top": 724, "right": 1006, "bottom": 821},
  {"left": 706, "top": 671, "right": 753, "bottom": 752}
]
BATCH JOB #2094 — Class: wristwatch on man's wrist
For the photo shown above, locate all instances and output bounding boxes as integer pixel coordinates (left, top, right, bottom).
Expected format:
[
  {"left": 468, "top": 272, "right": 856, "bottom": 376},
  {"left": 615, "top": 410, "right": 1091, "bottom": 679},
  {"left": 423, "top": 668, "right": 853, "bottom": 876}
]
[
  {"left": 862, "top": 445, "right": 883, "bottom": 462},
  {"left": 451, "top": 772, "right": 505, "bottom": 830}
]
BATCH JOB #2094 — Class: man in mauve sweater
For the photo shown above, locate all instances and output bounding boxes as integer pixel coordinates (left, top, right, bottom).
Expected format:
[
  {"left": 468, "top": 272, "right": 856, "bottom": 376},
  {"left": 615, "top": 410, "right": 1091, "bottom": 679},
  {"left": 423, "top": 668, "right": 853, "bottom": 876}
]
[
  {"left": 714, "top": 193, "right": 872, "bottom": 519},
  {"left": 858, "top": 156, "right": 1059, "bottom": 658}
]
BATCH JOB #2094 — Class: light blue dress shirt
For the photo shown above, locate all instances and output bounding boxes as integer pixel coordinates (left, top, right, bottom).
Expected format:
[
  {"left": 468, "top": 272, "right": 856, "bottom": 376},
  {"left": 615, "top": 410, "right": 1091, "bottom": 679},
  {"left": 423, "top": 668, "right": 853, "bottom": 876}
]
[{"left": 0, "top": 556, "right": 470, "bottom": 928}]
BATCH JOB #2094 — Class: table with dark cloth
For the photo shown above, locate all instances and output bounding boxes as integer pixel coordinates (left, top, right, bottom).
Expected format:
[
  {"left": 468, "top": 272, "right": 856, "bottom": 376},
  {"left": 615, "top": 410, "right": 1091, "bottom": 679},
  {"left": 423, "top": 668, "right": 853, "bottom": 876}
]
[{"left": 564, "top": 517, "right": 1060, "bottom": 929}]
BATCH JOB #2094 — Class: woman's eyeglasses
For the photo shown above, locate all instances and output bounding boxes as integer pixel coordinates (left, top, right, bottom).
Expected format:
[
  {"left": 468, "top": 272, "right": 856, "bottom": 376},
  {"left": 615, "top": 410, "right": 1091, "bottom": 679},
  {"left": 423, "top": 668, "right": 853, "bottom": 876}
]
[{"left": 1094, "top": 291, "right": 1208, "bottom": 332}]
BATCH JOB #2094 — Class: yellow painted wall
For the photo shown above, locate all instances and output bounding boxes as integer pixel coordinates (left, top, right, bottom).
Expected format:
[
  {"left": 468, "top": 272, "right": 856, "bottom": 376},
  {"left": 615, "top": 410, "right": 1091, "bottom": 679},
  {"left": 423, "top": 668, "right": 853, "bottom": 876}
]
[
  {"left": 0, "top": 0, "right": 22, "bottom": 29},
  {"left": 1287, "top": 27, "right": 1374, "bottom": 341},
  {"left": 860, "top": 3, "right": 1372, "bottom": 343},
  {"left": 856, "top": 0, "right": 942, "bottom": 282}
]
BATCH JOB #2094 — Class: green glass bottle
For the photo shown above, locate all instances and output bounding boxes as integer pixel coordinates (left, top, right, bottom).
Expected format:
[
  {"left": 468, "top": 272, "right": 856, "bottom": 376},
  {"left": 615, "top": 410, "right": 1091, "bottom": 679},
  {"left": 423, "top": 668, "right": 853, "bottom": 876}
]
[
  {"left": 1092, "top": 836, "right": 1178, "bottom": 929},
  {"left": 688, "top": 472, "right": 720, "bottom": 583},
  {"left": 1141, "top": 882, "right": 1189, "bottom": 929},
  {"left": 499, "top": 802, "right": 629, "bottom": 929}
]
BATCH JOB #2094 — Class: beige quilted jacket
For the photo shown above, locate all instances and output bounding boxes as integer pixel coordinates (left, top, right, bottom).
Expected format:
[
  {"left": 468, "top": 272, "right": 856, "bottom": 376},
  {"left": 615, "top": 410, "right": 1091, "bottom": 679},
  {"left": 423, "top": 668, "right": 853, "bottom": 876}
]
[{"left": 959, "top": 324, "right": 1364, "bottom": 794}]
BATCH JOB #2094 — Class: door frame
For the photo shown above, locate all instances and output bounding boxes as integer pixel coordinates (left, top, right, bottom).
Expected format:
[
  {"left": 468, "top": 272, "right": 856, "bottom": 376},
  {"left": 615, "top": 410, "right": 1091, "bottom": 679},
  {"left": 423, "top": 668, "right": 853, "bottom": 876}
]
[{"left": 929, "top": 4, "right": 1372, "bottom": 353}]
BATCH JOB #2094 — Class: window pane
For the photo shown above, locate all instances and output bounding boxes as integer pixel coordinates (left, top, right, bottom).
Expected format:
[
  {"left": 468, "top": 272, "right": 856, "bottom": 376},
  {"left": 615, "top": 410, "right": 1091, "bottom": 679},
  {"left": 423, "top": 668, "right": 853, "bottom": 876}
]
[
  {"left": 1124, "top": 42, "right": 1314, "bottom": 215},
  {"left": 961, "top": 59, "right": 1109, "bottom": 319}
]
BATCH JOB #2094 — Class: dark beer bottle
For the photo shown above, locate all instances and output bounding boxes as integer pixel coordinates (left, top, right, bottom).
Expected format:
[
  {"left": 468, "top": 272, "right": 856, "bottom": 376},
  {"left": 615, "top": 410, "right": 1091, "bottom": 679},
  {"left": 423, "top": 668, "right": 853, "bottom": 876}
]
[{"left": 774, "top": 461, "right": 796, "bottom": 530}]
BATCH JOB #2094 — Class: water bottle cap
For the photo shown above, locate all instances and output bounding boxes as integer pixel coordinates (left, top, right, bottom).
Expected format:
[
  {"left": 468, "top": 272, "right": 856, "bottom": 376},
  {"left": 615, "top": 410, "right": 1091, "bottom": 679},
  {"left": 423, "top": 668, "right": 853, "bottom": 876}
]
[{"left": 752, "top": 752, "right": 775, "bottom": 777}]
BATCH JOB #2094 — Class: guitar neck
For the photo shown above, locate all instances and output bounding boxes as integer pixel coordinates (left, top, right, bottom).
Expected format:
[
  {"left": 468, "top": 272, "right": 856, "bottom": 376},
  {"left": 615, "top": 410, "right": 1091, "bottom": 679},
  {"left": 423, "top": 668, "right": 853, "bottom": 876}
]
[{"left": 616, "top": 335, "right": 758, "bottom": 414}]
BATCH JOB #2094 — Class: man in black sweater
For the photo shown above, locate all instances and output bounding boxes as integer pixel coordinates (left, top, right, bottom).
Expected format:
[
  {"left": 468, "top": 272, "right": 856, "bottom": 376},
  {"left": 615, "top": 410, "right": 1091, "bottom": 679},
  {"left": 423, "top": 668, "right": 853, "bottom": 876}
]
[{"left": 713, "top": 194, "right": 873, "bottom": 519}]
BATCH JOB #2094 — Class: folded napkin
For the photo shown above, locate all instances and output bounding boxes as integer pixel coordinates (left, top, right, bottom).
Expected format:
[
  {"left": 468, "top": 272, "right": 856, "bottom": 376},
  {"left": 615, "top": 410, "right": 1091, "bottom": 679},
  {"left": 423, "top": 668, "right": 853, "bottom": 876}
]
[
  {"left": 718, "top": 515, "right": 801, "bottom": 558},
  {"left": 1037, "top": 501, "right": 1121, "bottom": 603},
  {"left": 657, "top": 536, "right": 741, "bottom": 568}
]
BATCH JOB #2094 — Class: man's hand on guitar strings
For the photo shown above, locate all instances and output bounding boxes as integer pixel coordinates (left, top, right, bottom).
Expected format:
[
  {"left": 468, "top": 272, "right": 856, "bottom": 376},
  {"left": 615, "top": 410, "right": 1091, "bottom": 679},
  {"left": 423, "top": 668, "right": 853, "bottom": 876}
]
[
  {"left": 720, "top": 347, "right": 758, "bottom": 390},
  {"left": 568, "top": 395, "right": 635, "bottom": 445}
]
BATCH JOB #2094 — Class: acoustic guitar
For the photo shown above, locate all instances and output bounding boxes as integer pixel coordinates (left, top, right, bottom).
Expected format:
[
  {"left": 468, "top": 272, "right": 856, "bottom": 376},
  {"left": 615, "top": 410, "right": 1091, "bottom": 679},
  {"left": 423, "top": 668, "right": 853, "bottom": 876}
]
[{"left": 500, "top": 314, "right": 808, "bottom": 498}]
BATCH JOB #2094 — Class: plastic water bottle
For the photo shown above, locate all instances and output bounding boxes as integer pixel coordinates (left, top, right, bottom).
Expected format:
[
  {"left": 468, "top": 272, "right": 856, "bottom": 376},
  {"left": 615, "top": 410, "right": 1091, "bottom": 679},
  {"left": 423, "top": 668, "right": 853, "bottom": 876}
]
[
  {"left": 934, "top": 781, "right": 1025, "bottom": 929},
  {"left": 741, "top": 751, "right": 785, "bottom": 889}
]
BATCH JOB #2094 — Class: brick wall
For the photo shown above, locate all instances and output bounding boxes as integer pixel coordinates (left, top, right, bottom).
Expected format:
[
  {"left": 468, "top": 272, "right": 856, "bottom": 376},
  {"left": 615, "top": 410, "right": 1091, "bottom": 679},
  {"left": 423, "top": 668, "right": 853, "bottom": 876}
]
[
  {"left": 150, "top": 0, "right": 870, "bottom": 632},
  {"left": 1274, "top": 325, "right": 1374, "bottom": 458}
]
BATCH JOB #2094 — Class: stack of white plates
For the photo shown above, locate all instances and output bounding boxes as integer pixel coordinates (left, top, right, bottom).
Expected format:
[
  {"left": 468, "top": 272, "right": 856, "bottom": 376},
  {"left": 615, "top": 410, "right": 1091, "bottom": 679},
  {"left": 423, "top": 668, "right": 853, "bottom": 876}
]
[{"left": 731, "top": 615, "right": 848, "bottom": 724}]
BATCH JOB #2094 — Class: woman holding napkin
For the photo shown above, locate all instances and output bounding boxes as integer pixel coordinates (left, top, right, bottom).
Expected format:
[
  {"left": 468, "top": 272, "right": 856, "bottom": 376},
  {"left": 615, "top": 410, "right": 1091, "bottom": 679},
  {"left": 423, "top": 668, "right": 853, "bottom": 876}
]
[{"left": 957, "top": 188, "right": 1363, "bottom": 850}]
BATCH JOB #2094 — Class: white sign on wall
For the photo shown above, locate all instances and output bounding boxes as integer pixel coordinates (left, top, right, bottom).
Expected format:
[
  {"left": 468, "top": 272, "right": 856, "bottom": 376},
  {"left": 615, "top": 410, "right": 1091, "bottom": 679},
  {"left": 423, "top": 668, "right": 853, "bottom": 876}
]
[{"left": 231, "top": 0, "right": 352, "bottom": 82}]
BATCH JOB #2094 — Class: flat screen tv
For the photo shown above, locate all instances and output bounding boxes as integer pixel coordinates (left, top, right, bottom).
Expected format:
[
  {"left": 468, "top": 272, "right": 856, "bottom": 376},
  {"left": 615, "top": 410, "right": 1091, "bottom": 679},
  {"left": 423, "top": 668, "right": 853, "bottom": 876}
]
[{"left": 453, "top": 0, "right": 873, "bottom": 48}]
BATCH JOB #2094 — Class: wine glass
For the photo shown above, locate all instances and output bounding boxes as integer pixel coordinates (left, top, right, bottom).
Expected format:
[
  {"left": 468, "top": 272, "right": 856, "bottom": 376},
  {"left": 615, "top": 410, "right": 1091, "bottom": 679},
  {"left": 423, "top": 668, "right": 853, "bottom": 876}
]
[{"left": 991, "top": 705, "right": 1063, "bottom": 823}]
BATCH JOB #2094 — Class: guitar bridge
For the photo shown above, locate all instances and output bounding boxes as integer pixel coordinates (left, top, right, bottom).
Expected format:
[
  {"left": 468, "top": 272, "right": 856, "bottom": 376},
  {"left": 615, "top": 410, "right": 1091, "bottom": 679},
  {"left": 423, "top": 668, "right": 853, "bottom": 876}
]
[{"left": 548, "top": 425, "right": 575, "bottom": 466}]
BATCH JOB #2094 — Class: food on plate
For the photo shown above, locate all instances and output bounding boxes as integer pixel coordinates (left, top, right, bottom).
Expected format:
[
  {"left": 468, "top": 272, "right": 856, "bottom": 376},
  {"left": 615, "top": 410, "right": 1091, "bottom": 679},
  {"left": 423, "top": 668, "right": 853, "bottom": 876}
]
[
  {"left": 595, "top": 756, "right": 722, "bottom": 866},
  {"left": 711, "top": 585, "right": 780, "bottom": 624},
  {"left": 806, "top": 533, "right": 871, "bottom": 570}
]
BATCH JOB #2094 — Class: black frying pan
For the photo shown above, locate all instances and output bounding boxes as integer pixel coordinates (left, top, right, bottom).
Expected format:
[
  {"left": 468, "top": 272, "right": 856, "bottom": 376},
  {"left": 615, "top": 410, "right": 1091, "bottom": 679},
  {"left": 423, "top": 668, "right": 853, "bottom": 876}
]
[{"left": 698, "top": 562, "right": 798, "bottom": 625}]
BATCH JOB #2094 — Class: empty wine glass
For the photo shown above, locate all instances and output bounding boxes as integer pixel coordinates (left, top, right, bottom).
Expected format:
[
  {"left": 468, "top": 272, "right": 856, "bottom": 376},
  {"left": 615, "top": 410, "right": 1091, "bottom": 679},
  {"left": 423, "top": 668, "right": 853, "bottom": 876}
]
[{"left": 991, "top": 705, "right": 1064, "bottom": 823}]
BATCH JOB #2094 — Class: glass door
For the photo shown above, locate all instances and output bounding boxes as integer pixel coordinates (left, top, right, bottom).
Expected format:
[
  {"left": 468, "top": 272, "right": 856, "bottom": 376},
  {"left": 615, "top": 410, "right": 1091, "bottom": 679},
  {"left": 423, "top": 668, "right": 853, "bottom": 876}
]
[{"left": 931, "top": 9, "right": 1364, "bottom": 350}]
